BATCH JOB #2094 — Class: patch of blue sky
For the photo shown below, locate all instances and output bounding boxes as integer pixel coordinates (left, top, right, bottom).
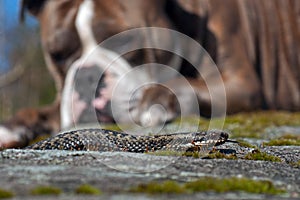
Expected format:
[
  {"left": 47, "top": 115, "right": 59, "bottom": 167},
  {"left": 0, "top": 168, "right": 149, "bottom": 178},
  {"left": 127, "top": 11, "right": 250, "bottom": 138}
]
[{"left": 0, "top": 0, "right": 38, "bottom": 73}]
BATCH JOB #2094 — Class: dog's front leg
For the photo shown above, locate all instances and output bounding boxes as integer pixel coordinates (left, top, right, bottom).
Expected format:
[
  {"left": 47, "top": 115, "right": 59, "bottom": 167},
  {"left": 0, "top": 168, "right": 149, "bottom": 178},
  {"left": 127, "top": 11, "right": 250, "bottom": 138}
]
[{"left": 132, "top": 72, "right": 263, "bottom": 126}]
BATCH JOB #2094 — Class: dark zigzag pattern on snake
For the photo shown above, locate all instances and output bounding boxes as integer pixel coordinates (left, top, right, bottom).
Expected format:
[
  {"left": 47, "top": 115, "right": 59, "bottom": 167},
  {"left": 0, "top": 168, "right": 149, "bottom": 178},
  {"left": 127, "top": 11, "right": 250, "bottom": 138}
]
[{"left": 27, "top": 129, "right": 230, "bottom": 153}]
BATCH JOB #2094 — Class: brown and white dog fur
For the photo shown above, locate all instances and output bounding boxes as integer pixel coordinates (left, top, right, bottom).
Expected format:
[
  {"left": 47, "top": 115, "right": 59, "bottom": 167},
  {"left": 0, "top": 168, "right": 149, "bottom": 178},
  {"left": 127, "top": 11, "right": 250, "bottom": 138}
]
[{"left": 0, "top": 0, "right": 299, "bottom": 148}]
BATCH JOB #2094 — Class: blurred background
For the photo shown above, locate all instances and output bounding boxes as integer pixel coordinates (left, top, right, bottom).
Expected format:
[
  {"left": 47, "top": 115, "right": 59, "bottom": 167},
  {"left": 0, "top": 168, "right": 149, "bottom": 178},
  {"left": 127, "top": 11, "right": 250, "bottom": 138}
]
[{"left": 0, "top": 0, "right": 55, "bottom": 121}]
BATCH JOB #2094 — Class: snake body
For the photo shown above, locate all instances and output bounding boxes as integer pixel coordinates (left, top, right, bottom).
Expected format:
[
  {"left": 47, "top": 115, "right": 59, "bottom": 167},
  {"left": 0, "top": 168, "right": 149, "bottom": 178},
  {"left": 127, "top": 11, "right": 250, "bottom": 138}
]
[{"left": 27, "top": 129, "right": 229, "bottom": 153}]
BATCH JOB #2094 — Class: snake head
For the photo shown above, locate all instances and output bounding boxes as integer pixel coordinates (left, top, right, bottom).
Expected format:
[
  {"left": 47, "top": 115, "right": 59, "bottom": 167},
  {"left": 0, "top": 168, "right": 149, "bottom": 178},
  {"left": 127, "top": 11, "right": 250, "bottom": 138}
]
[
  {"left": 213, "top": 131, "right": 229, "bottom": 146},
  {"left": 193, "top": 130, "right": 229, "bottom": 147}
]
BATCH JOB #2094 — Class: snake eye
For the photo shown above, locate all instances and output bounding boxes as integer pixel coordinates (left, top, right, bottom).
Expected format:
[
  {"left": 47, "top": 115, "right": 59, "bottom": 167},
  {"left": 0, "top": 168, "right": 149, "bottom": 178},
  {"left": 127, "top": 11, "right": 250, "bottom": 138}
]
[{"left": 221, "top": 132, "right": 229, "bottom": 140}]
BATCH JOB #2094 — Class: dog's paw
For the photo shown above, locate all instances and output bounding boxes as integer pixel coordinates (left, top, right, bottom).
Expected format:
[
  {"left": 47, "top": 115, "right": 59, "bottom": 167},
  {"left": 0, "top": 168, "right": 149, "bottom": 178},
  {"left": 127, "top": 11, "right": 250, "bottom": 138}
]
[
  {"left": 130, "top": 84, "right": 180, "bottom": 127},
  {"left": 0, "top": 126, "right": 26, "bottom": 149}
]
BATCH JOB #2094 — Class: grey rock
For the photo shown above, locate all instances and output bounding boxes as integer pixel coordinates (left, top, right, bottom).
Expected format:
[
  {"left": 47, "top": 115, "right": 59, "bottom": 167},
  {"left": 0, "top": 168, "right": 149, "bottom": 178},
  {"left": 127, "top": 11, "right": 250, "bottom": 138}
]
[{"left": 0, "top": 146, "right": 299, "bottom": 199}]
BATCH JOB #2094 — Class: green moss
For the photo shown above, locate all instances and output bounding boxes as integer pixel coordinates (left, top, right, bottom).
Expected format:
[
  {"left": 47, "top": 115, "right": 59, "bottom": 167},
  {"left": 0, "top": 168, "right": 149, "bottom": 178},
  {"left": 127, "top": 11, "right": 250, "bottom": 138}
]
[
  {"left": 147, "top": 150, "right": 238, "bottom": 159},
  {"left": 237, "top": 140, "right": 257, "bottom": 148},
  {"left": 290, "top": 160, "right": 300, "bottom": 168},
  {"left": 244, "top": 150, "right": 282, "bottom": 162},
  {"left": 147, "top": 150, "right": 212, "bottom": 158},
  {"left": 30, "top": 186, "right": 62, "bottom": 196},
  {"left": 0, "top": 188, "right": 14, "bottom": 199},
  {"left": 147, "top": 150, "right": 185, "bottom": 157},
  {"left": 263, "top": 134, "right": 300, "bottom": 146},
  {"left": 130, "top": 180, "right": 185, "bottom": 194},
  {"left": 206, "top": 151, "right": 237, "bottom": 160},
  {"left": 184, "top": 177, "right": 285, "bottom": 195},
  {"left": 130, "top": 177, "right": 285, "bottom": 195},
  {"left": 182, "top": 151, "right": 205, "bottom": 158},
  {"left": 75, "top": 184, "right": 102, "bottom": 195}
]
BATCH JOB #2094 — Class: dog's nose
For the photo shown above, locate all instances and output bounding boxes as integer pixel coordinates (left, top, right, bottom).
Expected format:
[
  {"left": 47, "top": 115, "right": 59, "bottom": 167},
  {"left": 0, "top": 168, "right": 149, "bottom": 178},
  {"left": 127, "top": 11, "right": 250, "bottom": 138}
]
[{"left": 61, "top": 62, "right": 110, "bottom": 128}]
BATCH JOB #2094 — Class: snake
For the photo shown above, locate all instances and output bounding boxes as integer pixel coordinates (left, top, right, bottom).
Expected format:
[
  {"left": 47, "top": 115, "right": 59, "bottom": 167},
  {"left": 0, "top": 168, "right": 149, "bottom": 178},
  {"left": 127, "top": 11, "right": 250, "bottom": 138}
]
[{"left": 27, "top": 129, "right": 232, "bottom": 153}]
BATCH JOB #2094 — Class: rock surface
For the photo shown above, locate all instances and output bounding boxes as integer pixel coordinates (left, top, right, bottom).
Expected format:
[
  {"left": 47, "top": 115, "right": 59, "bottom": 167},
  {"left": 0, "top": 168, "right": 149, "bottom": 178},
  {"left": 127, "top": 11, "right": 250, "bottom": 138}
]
[{"left": 0, "top": 142, "right": 299, "bottom": 199}]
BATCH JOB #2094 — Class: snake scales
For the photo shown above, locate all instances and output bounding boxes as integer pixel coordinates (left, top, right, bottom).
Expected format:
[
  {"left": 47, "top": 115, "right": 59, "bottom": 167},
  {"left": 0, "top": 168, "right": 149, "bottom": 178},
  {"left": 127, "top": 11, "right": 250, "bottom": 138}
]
[{"left": 27, "top": 129, "right": 231, "bottom": 153}]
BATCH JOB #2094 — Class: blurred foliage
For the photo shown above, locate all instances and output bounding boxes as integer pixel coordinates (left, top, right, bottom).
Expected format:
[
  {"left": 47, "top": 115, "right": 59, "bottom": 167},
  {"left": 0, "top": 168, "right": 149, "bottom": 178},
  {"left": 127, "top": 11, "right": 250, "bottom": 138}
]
[
  {"left": 0, "top": 24, "right": 56, "bottom": 121},
  {"left": 174, "top": 111, "right": 300, "bottom": 138},
  {"left": 221, "top": 111, "right": 300, "bottom": 138}
]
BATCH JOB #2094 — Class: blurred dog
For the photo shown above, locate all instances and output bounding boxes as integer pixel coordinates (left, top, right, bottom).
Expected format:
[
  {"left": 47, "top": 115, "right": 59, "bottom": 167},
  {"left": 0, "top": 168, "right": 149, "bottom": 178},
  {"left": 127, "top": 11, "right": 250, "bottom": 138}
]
[{"left": 0, "top": 0, "right": 299, "bottom": 148}]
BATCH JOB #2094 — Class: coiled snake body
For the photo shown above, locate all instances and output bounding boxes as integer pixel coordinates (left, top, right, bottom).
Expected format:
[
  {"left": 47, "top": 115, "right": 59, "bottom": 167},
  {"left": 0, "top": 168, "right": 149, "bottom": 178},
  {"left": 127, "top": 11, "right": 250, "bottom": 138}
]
[{"left": 28, "top": 129, "right": 230, "bottom": 153}]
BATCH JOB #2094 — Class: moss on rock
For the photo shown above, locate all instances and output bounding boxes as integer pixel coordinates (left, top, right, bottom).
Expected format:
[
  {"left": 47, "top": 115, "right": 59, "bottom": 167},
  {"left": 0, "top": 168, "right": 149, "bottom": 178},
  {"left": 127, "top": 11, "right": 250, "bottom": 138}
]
[
  {"left": 184, "top": 177, "right": 285, "bottom": 195},
  {"left": 130, "top": 180, "right": 185, "bottom": 194},
  {"left": 290, "top": 160, "right": 300, "bottom": 168},
  {"left": 75, "top": 184, "right": 102, "bottom": 195},
  {"left": 237, "top": 140, "right": 257, "bottom": 148},
  {"left": 263, "top": 134, "right": 300, "bottom": 146},
  {"left": 130, "top": 177, "right": 285, "bottom": 195},
  {"left": 0, "top": 188, "right": 14, "bottom": 199},
  {"left": 206, "top": 151, "right": 237, "bottom": 160},
  {"left": 30, "top": 186, "right": 62, "bottom": 196},
  {"left": 244, "top": 150, "right": 282, "bottom": 162}
]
